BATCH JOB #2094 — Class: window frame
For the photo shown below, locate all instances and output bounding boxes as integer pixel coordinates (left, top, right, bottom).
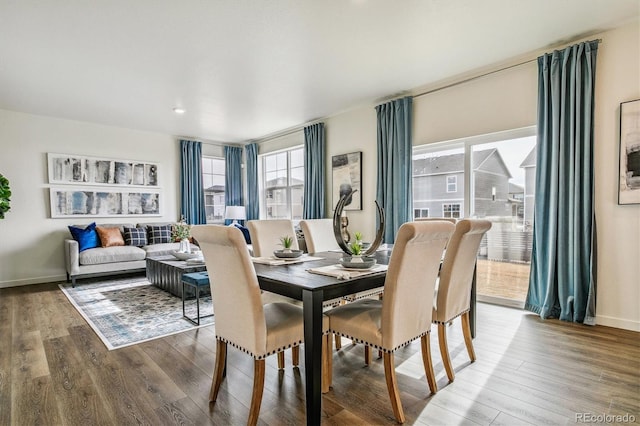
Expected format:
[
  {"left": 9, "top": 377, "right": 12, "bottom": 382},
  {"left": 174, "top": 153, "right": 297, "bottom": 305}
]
[
  {"left": 202, "top": 156, "right": 226, "bottom": 224},
  {"left": 442, "top": 203, "right": 461, "bottom": 218},
  {"left": 446, "top": 175, "right": 457, "bottom": 193},
  {"left": 259, "top": 146, "right": 304, "bottom": 221}
]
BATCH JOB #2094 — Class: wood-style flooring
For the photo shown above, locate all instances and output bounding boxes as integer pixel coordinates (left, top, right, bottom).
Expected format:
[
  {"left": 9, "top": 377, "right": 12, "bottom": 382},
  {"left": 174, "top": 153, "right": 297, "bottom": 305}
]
[{"left": 1, "top": 282, "right": 639, "bottom": 425}]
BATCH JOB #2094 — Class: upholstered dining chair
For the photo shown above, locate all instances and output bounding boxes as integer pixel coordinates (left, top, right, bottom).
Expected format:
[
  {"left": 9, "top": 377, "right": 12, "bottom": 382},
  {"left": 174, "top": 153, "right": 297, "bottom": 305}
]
[
  {"left": 191, "top": 225, "right": 331, "bottom": 425},
  {"left": 432, "top": 219, "right": 491, "bottom": 386},
  {"left": 247, "top": 219, "right": 299, "bottom": 257},
  {"left": 299, "top": 219, "right": 340, "bottom": 253},
  {"left": 326, "top": 220, "right": 455, "bottom": 423}
]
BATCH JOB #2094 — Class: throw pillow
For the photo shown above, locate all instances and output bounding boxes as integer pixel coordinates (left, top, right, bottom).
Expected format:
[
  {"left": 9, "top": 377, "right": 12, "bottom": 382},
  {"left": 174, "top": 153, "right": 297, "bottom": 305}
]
[
  {"left": 233, "top": 223, "right": 251, "bottom": 244},
  {"left": 147, "top": 224, "right": 172, "bottom": 244},
  {"left": 123, "top": 226, "right": 148, "bottom": 247},
  {"left": 96, "top": 226, "right": 125, "bottom": 247},
  {"left": 68, "top": 222, "right": 100, "bottom": 252}
]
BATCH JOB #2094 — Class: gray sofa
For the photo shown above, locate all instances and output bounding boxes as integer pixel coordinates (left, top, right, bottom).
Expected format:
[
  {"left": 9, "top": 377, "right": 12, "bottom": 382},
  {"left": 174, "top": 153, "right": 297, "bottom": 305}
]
[{"left": 64, "top": 222, "right": 186, "bottom": 286}]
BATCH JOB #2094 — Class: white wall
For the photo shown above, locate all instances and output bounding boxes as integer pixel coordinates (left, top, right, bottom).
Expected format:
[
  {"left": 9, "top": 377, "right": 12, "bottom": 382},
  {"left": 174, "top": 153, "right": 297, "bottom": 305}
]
[
  {"left": 0, "top": 110, "right": 181, "bottom": 287},
  {"left": 321, "top": 21, "right": 639, "bottom": 331}
]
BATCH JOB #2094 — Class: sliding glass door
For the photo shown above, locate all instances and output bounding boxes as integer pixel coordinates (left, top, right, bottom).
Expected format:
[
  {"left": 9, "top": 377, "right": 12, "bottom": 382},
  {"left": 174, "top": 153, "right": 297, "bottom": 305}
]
[{"left": 413, "top": 128, "right": 536, "bottom": 307}]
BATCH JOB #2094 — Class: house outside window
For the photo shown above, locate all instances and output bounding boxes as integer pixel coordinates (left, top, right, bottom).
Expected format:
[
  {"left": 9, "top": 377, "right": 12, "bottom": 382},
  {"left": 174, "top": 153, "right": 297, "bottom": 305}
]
[
  {"left": 443, "top": 203, "right": 461, "bottom": 218},
  {"left": 202, "top": 157, "right": 225, "bottom": 223},
  {"left": 261, "top": 147, "right": 304, "bottom": 220},
  {"left": 446, "top": 175, "right": 457, "bottom": 192},
  {"left": 414, "top": 208, "right": 429, "bottom": 219}
]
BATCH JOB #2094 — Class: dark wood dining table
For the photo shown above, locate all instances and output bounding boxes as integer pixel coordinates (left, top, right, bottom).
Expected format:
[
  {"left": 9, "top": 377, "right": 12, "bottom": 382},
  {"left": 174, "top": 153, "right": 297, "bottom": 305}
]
[{"left": 253, "top": 247, "right": 476, "bottom": 426}]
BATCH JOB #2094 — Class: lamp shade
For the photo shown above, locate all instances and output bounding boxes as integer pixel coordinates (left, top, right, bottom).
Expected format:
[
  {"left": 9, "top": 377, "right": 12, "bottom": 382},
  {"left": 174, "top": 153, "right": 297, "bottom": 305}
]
[{"left": 225, "top": 205, "right": 246, "bottom": 221}]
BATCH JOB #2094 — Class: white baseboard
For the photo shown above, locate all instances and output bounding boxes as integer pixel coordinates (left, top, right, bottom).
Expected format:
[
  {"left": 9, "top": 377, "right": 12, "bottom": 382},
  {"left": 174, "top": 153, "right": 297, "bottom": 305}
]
[
  {"left": 596, "top": 315, "right": 640, "bottom": 332},
  {"left": 0, "top": 274, "right": 67, "bottom": 289}
]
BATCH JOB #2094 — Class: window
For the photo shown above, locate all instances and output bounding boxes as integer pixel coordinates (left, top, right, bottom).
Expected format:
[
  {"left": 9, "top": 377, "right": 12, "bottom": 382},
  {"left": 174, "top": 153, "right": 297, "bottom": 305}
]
[
  {"left": 414, "top": 208, "right": 429, "bottom": 219},
  {"left": 446, "top": 175, "right": 457, "bottom": 192},
  {"left": 261, "top": 147, "right": 304, "bottom": 220},
  {"left": 443, "top": 203, "right": 461, "bottom": 218},
  {"left": 202, "top": 157, "right": 225, "bottom": 223}
]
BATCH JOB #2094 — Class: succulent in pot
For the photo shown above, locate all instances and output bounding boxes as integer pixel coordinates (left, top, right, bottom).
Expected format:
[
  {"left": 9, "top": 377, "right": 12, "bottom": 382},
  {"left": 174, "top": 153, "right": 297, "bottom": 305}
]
[{"left": 280, "top": 235, "right": 294, "bottom": 253}]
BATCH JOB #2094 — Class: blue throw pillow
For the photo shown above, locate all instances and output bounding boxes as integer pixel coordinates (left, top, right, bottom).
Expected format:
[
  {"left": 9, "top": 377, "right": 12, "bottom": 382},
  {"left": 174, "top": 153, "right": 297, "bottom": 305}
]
[
  {"left": 123, "top": 226, "right": 148, "bottom": 247},
  {"left": 233, "top": 223, "right": 251, "bottom": 244},
  {"left": 68, "top": 222, "right": 100, "bottom": 252},
  {"left": 147, "top": 224, "right": 172, "bottom": 244}
]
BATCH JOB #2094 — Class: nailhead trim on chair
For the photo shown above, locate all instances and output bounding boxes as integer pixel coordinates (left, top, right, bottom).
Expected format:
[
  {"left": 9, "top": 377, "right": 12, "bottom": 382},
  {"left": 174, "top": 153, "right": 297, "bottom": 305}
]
[
  {"left": 328, "top": 330, "right": 430, "bottom": 354},
  {"left": 342, "top": 288, "right": 384, "bottom": 302},
  {"left": 217, "top": 328, "right": 332, "bottom": 360},
  {"left": 432, "top": 309, "right": 469, "bottom": 325}
]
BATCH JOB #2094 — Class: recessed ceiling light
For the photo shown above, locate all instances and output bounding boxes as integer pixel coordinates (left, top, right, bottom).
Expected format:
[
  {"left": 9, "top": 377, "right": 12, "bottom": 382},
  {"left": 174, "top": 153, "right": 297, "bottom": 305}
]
[{"left": 173, "top": 107, "right": 185, "bottom": 114}]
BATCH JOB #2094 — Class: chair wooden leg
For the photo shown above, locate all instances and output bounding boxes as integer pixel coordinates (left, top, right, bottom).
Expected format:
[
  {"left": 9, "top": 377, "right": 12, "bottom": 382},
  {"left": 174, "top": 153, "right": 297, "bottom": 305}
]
[
  {"left": 420, "top": 334, "right": 437, "bottom": 394},
  {"left": 461, "top": 312, "right": 476, "bottom": 362},
  {"left": 364, "top": 345, "right": 371, "bottom": 365},
  {"left": 277, "top": 351, "right": 285, "bottom": 369},
  {"left": 292, "top": 346, "right": 300, "bottom": 367},
  {"left": 334, "top": 333, "right": 342, "bottom": 350},
  {"left": 248, "top": 359, "right": 265, "bottom": 426},
  {"left": 383, "top": 352, "right": 405, "bottom": 423},
  {"left": 438, "top": 323, "right": 455, "bottom": 382},
  {"left": 210, "top": 339, "right": 227, "bottom": 402},
  {"left": 322, "top": 333, "right": 332, "bottom": 393}
]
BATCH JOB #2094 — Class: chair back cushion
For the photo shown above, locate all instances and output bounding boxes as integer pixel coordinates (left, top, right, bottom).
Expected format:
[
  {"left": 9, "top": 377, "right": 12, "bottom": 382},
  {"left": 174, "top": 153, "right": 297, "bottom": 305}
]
[
  {"left": 299, "top": 219, "right": 339, "bottom": 253},
  {"left": 246, "top": 220, "right": 298, "bottom": 257},
  {"left": 381, "top": 221, "right": 454, "bottom": 349},
  {"left": 434, "top": 219, "right": 492, "bottom": 323},
  {"left": 191, "top": 225, "right": 267, "bottom": 355}
]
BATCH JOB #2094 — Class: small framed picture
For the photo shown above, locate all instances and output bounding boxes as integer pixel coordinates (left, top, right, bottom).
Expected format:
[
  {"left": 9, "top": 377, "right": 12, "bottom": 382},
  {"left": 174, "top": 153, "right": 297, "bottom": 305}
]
[
  {"left": 332, "top": 152, "right": 362, "bottom": 210},
  {"left": 619, "top": 99, "right": 640, "bottom": 204}
]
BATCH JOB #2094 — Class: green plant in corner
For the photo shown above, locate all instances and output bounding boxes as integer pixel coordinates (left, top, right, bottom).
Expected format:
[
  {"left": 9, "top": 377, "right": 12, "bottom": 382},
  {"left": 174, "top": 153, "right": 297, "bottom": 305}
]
[
  {"left": 172, "top": 215, "right": 191, "bottom": 241},
  {"left": 279, "top": 235, "right": 294, "bottom": 250},
  {"left": 0, "top": 174, "right": 10, "bottom": 220}
]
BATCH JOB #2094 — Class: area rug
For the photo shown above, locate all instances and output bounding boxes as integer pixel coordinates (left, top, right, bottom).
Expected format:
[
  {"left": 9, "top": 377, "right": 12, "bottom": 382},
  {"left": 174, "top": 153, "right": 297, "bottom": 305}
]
[{"left": 59, "top": 276, "right": 214, "bottom": 350}]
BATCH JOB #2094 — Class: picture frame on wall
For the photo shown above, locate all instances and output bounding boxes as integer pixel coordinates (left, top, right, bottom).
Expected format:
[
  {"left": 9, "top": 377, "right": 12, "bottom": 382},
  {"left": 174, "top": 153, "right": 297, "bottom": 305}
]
[
  {"left": 619, "top": 99, "right": 640, "bottom": 205},
  {"left": 332, "top": 151, "right": 362, "bottom": 210},
  {"left": 49, "top": 186, "right": 162, "bottom": 218}
]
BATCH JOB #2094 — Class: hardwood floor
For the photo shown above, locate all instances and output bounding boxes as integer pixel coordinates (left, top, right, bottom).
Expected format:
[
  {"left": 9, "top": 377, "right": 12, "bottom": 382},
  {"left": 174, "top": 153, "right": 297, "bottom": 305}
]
[{"left": 1, "top": 282, "right": 639, "bottom": 425}]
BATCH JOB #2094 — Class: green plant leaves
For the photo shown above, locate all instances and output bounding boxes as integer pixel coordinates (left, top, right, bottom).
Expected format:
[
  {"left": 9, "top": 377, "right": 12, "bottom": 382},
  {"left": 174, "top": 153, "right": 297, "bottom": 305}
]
[{"left": 0, "top": 173, "right": 10, "bottom": 219}]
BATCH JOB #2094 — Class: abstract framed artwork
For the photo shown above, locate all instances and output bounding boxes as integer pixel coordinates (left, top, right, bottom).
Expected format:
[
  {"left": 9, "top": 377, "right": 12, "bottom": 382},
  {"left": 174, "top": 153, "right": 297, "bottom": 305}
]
[
  {"left": 49, "top": 187, "right": 161, "bottom": 218},
  {"left": 619, "top": 99, "right": 640, "bottom": 205},
  {"left": 332, "top": 151, "right": 362, "bottom": 210},
  {"left": 48, "top": 153, "right": 158, "bottom": 187}
]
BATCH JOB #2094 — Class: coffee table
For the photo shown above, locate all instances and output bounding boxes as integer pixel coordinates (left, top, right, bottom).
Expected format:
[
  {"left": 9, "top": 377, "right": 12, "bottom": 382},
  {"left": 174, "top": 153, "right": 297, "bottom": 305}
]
[{"left": 146, "top": 255, "right": 207, "bottom": 297}]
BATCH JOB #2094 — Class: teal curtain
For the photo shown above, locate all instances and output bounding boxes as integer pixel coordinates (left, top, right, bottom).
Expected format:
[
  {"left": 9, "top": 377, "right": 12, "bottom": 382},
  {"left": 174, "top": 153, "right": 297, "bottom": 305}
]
[
  {"left": 245, "top": 143, "right": 259, "bottom": 220},
  {"left": 224, "top": 146, "right": 244, "bottom": 224},
  {"left": 303, "top": 123, "right": 326, "bottom": 219},
  {"left": 179, "top": 140, "right": 206, "bottom": 224},
  {"left": 376, "top": 97, "right": 413, "bottom": 243},
  {"left": 526, "top": 40, "right": 598, "bottom": 325}
]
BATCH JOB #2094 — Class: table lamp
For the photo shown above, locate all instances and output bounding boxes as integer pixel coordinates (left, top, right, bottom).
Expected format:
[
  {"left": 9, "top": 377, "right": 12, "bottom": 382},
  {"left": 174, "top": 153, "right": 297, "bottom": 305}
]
[{"left": 225, "top": 205, "right": 246, "bottom": 226}]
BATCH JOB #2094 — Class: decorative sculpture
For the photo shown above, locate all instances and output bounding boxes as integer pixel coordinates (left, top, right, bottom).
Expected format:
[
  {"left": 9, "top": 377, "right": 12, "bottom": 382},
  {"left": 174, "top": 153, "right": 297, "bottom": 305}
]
[{"left": 332, "top": 188, "right": 385, "bottom": 256}]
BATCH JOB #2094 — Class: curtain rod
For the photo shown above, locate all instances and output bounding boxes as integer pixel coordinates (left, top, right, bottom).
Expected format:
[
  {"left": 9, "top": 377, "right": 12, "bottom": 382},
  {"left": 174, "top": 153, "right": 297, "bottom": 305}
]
[{"left": 414, "top": 38, "right": 602, "bottom": 99}]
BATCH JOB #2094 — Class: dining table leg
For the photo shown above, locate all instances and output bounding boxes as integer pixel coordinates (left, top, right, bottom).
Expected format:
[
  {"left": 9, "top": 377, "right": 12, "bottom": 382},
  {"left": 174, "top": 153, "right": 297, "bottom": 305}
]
[{"left": 302, "top": 289, "right": 324, "bottom": 426}]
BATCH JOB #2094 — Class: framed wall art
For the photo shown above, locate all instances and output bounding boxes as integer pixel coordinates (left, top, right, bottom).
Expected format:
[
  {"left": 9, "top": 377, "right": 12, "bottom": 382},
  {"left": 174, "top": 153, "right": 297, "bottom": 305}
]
[
  {"left": 619, "top": 99, "right": 640, "bottom": 205},
  {"left": 332, "top": 151, "right": 362, "bottom": 210},
  {"left": 48, "top": 153, "right": 158, "bottom": 187},
  {"left": 49, "top": 187, "right": 161, "bottom": 218}
]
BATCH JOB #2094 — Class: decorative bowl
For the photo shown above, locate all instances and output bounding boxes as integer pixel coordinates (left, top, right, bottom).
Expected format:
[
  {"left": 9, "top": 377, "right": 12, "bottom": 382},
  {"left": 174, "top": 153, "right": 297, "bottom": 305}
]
[
  {"left": 339, "top": 256, "right": 377, "bottom": 269},
  {"left": 273, "top": 249, "right": 304, "bottom": 259},
  {"left": 171, "top": 250, "right": 202, "bottom": 261}
]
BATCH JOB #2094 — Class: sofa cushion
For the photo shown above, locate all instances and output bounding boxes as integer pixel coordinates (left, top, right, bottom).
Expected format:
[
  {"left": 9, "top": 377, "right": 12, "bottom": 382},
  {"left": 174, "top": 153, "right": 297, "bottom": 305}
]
[
  {"left": 96, "top": 226, "right": 125, "bottom": 247},
  {"left": 147, "top": 224, "right": 172, "bottom": 244},
  {"left": 123, "top": 226, "right": 148, "bottom": 247},
  {"left": 79, "top": 245, "right": 146, "bottom": 265},
  {"left": 142, "top": 242, "right": 182, "bottom": 257},
  {"left": 68, "top": 222, "right": 100, "bottom": 252}
]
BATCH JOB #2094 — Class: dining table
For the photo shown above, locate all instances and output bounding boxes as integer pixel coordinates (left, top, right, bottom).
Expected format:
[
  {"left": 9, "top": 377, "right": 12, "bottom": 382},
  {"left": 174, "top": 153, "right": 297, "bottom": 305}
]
[{"left": 253, "top": 247, "right": 476, "bottom": 426}]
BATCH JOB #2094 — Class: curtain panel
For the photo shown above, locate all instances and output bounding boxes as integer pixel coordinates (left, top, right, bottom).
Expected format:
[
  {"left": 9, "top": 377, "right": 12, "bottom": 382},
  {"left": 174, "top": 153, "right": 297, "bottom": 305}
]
[
  {"left": 245, "top": 143, "right": 259, "bottom": 220},
  {"left": 303, "top": 123, "right": 326, "bottom": 219},
  {"left": 224, "top": 146, "right": 244, "bottom": 224},
  {"left": 179, "top": 139, "right": 206, "bottom": 225},
  {"left": 526, "top": 40, "right": 598, "bottom": 325},
  {"left": 375, "top": 96, "right": 413, "bottom": 243}
]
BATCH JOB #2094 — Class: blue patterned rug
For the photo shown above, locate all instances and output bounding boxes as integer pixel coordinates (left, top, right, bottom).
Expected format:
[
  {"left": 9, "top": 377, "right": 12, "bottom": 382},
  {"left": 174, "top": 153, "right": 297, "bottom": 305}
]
[{"left": 59, "top": 276, "right": 214, "bottom": 350}]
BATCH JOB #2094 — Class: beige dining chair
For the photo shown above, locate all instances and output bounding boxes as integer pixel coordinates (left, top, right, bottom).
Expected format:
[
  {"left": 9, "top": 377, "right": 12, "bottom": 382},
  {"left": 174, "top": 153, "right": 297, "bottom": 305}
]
[
  {"left": 299, "top": 219, "right": 340, "bottom": 253},
  {"left": 326, "top": 220, "right": 455, "bottom": 423},
  {"left": 247, "top": 219, "right": 299, "bottom": 257},
  {"left": 432, "top": 219, "right": 492, "bottom": 386},
  {"left": 191, "top": 225, "right": 331, "bottom": 425}
]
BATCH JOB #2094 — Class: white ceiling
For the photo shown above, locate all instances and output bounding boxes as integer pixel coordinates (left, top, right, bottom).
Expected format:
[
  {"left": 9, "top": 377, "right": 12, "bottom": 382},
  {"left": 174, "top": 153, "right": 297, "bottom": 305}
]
[{"left": 1, "top": 1, "right": 638, "bottom": 143}]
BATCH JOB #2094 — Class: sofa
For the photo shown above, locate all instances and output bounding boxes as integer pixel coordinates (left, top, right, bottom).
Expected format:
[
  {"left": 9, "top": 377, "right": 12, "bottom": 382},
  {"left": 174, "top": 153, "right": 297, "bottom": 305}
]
[{"left": 64, "top": 222, "right": 189, "bottom": 286}]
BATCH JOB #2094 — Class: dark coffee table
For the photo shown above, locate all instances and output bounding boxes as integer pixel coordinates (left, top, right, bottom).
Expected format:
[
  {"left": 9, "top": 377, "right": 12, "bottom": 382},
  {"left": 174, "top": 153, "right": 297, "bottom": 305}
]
[{"left": 146, "top": 255, "right": 207, "bottom": 297}]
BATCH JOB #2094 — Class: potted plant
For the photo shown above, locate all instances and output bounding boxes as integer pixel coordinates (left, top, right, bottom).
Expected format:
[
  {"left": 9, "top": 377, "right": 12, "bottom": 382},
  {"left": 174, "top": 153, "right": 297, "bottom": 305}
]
[
  {"left": 349, "top": 240, "right": 363, "bottom": 262},
  {"left": 280, "top": 235, "right": 294, "bottom": 253},
  {"left": 0, "top": 174, "right": 10, "bottom": 220},
  {"left": 172, "top": 216, "right": 192, "bottom": 252}
]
